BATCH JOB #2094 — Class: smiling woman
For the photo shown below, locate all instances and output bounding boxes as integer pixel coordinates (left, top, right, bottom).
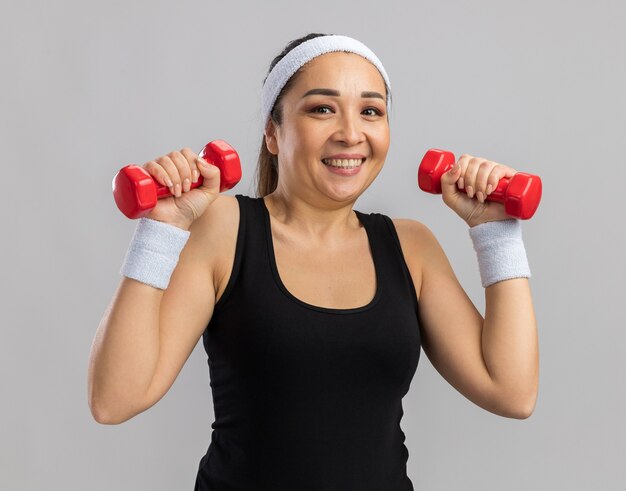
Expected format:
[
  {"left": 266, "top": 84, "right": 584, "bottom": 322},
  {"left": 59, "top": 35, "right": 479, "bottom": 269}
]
[
  {"left": 255, "top": 33, "right": 393, "bottom": 198},
  {"left": 190, "top": 34, "right": 429, "bottom": 491},
  {"left": 262, "top": 51, "right": 390, "bottom": 206},
  {"left": 191, "top": 32, "right": 537, "bottom": 491},
  {"left": 89, "top": 31, "right": 537, "bottom": 491}
]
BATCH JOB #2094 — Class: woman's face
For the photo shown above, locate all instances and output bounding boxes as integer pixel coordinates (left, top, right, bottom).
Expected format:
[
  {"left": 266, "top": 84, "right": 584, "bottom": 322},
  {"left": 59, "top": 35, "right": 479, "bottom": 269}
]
[{"left": 266, "top": 51, "right": 390, "bottom": 204}]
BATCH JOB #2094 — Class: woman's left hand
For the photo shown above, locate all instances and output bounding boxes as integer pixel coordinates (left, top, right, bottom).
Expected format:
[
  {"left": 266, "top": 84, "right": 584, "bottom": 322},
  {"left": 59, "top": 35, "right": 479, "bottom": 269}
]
[{"left": 440, "top": 153, "right": 518, "bottom": 227}]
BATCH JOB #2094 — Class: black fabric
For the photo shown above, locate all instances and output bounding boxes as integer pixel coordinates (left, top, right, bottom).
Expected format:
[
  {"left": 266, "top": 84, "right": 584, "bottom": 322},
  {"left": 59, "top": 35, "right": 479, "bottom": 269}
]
[{"left": 194, "top": 194, "right": 421, "bottom": 490}]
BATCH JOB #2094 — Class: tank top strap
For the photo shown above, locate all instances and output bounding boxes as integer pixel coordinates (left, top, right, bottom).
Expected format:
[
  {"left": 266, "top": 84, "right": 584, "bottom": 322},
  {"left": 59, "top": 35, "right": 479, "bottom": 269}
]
[
  {"left": 211, "top": 193, "right": 267, "bottom": 315},
  {"left": 354, "top": 210, "right": 420, "bottom": 317}
]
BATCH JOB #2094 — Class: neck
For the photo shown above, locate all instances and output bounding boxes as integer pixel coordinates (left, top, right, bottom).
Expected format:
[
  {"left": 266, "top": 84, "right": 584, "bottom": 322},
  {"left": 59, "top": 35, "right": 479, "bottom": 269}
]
[{"left": 263, "top": 188, "right": 360, "bottom": 241}]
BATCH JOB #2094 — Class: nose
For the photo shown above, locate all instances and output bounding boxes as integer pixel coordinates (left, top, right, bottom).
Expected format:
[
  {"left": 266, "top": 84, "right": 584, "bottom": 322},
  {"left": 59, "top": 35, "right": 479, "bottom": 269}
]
[{"left": 332, "top": 111, "right": 365, "bottom": 146}]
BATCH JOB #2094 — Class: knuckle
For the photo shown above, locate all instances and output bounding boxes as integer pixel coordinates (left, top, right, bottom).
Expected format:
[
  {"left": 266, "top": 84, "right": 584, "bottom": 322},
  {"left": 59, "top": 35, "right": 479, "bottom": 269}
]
[
  {"left": 171, "top": 155, "right": 191, "bottom": 179},
  {"left": 180, "top": 147, "right": 198, "bottom": 164},
  {"left": 156, "top": 155, "right": 172, "bottom": 166},
  {"left": 180, "top": 147, "right": 195, "bottom": 157},
  {"left": 170, "top": 150, "right": 192, "bottom": 175},
  {"left": 168, "top": 150, "right": 184, "bottom": 161}
]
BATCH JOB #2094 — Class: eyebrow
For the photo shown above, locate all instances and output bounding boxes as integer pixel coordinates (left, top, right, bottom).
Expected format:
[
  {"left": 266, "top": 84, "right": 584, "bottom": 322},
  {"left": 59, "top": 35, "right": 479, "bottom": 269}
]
[{"left": 301, "top": 88, "right": 385, "bottom": 100}]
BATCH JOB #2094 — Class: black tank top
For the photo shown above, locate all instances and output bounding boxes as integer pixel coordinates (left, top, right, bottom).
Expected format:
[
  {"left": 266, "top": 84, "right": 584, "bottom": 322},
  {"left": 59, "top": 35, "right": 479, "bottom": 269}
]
[{"left": 194, "top": 194, "right": 421, "bottom": 491}]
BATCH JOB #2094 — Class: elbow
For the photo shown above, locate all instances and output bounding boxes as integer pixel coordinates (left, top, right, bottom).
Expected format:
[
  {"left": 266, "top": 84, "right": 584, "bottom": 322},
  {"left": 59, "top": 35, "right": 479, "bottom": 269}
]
[
  {"left": 509, "top": 401, "right": 535, "bottom": 420},
  {"left": 490, "top": 383, "right": 538, "bottom": 419},
  {"left": 88, "top": 387, "right": 117, "bottom": 424},
  {"left": 506, "top": 392, "right": 538, "bottom": 420},
  {"left": 88, "top": 382, "right": 148, "bottom": 425},
  {"left": 90, "top": 403, "right": 112, "bottom": 425},
  {"left": 90, "top": 406, "right": 134, "bottom": 425},
  {"left": 89, "top": 401, "right": 122, "bottom": 425},
  {"left": 492, "top": 368, "right": 539, "bottom": 419},
  {"left": 88, "top": 396, "right": 137, "bottom": 425}
]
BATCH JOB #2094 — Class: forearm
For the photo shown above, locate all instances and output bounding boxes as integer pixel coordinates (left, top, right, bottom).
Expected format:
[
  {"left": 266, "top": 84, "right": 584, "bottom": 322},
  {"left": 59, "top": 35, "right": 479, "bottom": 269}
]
[
  {"left": 88, "top": 277, "right": 162, "bottom": 423},
  {"left": 88, "top": 218, "right": 191, "bottom": 423},
  {"left": 482, "top": 277, "right": 539, "bottom": 417}
]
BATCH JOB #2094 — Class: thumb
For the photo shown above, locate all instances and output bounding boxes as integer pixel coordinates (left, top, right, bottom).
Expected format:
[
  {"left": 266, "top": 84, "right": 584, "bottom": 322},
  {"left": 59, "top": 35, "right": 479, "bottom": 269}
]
[
  {"left": 440, "top": 161, "right": 462, "bottom": 196},
  {"left": 196, "top": 157, "right": 222, "bottom": 195}
]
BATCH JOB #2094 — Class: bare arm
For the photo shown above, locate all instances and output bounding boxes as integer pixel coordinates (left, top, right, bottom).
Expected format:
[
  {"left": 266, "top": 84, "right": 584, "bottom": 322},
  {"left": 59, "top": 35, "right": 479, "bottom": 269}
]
[
  {"left": 88, "top": 278, "right": 169, "bottom": 424},
  {"left": 393, "top": 218, "right": 539, "bottom": 419},
  {"left": 87, "top": 199, "right": 228, "bottom": 424},
  {"left": 482, "top": 277, "right": 538, "bottom": 417}
]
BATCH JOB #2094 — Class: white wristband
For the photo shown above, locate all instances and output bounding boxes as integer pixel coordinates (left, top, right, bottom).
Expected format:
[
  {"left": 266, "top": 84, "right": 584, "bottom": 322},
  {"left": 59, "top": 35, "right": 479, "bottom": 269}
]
[
  {"left": 120, "top": 218, "right": 191, "bottom": 290},
  {"left": 468, "top": 219, "right": 531, "bottom": 288}
]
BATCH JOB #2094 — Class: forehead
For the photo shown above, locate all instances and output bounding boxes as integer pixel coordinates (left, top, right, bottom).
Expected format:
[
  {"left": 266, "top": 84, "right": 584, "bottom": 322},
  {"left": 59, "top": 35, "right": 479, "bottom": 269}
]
[{"left": 293, "top": 51, "right": 386, "bottom": 91}]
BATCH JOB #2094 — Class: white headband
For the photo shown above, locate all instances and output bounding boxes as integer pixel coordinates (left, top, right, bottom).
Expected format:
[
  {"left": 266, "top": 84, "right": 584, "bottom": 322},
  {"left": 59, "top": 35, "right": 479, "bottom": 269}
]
[{"left": 261, "top": 34, "right": 391, "bottom": 127}]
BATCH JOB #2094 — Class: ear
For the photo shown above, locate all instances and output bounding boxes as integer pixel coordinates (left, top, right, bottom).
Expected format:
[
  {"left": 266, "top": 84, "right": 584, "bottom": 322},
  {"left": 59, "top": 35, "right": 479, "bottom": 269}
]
[{"left": 264, "top": 119, "right": 279, "bottom": 155}]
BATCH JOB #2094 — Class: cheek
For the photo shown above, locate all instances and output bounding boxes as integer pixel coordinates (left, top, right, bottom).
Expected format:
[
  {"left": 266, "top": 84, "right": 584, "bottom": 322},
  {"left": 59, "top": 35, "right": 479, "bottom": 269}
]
[
  {"left": 372, "top": 133, "right": 390, "bottom": 156},
  {"left": 290, "top": 127, "right": 325, "bottom": 154},
  {"left": 278, "top": 128, "right": 302, "bottom": 156}
]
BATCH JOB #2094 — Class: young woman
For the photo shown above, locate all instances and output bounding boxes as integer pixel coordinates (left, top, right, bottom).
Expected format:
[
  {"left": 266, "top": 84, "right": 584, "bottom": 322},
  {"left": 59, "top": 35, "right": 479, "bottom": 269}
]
[{"left": 89, "top": 33, "right": 539, "bottom": 490}]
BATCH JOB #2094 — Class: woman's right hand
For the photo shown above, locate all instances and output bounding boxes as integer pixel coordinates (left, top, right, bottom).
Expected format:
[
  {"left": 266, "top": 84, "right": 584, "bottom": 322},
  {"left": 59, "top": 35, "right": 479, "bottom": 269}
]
[{"left": 141, "top": 147, "right": 222, "bottom": 230}]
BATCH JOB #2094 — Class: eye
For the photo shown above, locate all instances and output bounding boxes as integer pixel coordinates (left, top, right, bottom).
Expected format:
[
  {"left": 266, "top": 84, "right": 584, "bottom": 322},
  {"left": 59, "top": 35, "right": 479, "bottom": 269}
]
[
  {"left": 363, "top": 107, "right": 383, "bottom": 117},
  {"left": 311, "top": 105, "right": 333, "bottom": 114}
]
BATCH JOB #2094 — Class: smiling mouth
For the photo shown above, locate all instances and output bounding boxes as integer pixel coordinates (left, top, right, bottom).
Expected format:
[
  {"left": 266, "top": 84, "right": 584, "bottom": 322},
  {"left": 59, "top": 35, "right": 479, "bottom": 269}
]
[{"left": 321, "top": 157, "right": 366, "bottom": 169}]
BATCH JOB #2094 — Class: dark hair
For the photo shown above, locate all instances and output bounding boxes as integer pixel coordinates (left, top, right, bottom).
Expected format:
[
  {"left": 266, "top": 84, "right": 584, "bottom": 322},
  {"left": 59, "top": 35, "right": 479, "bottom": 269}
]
[{"left": 254, "top": 33, "right": 392, "bottom": 197}]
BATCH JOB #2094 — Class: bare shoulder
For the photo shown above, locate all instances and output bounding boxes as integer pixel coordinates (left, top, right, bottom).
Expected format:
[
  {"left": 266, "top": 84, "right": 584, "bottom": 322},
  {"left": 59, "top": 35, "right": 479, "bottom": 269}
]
[
  {"left": 389, "top": 217, "right": 442, "bottom": 302},
  {"left": 191, "top": 193, "right": 241, "bottom": 301}
]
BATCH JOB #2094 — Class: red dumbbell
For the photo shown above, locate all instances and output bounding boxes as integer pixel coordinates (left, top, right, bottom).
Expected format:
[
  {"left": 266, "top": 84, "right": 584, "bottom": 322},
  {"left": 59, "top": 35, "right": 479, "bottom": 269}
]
[
  {"left": 417, "top": 149, "right": 542, "bottom": 220},
  {"left": 112, "top": 139, "right": 242, "bottom": 219}
]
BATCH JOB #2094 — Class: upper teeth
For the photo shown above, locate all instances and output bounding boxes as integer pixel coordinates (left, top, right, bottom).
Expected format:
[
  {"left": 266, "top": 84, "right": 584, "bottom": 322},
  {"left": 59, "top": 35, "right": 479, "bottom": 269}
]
[{"left": 322, "top": 158, "right": 364, "bottom": 167}]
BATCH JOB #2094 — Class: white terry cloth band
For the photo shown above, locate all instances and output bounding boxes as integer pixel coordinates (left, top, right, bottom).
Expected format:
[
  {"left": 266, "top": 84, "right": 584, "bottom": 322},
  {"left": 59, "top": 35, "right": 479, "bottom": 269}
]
[
  {"left": 468, "top": 219, "right": 531, "bottom": 288},
  {"left": 261, "top": 34, "right": 391, "bottom": 127},
  {"left": 120, "top": 218, "right": 191, "bottom": 290}
]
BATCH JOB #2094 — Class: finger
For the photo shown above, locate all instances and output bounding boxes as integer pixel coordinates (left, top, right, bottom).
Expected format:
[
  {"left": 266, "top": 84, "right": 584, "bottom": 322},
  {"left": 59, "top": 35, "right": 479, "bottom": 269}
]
[
  {"left": 196, "top": 156, "right": 221, "bottom": 194},
  {"left": 501, "top": 165, "right": 518, "bottom": 178},
  {"left": 456, "top": 154, "right": 472, "bottom": 190},
  {"left": 155, "top": 155, "right": 182, "bottom": 197},
  {"left": 462, "top": 156, "right": 484, "bottom": 199},
  {"left": 474, "top": 160, "right": 496, "bottom": 203},
  {"left": 144, "top": 160, "right": 173, "bottom": 190},
  {"left": 439, "top": 158, "right": 465, "bottom": 201},
  {"left": 485, "top": 165, "right": 518, "bottom": 197},
  {"left": 180, "top": 147, "right": 200, "bottom": 184},
  {"left": 167, "top": 150, "right": 193, "bottom": 194}
]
